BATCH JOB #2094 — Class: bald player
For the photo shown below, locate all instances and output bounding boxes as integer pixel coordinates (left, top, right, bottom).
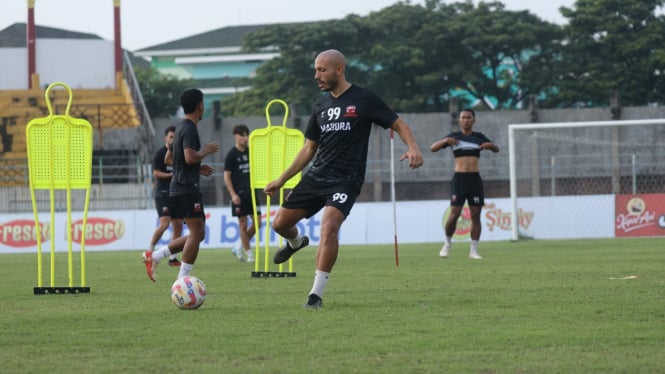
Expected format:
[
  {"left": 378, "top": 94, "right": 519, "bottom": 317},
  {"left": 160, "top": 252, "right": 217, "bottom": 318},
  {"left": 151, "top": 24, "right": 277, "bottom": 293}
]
[{"left": 264, "top": 49, "right": 424, "bottom": 309}]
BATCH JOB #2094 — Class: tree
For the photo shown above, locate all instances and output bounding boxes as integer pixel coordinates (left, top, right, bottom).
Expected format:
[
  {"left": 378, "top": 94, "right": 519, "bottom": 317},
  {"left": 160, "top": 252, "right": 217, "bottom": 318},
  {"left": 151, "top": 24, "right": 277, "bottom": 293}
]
[
  {"left": 134, "top": 67, "right": 196, "bottom": 118},
  {"left": 229, "top": 2, "right": 462, "bottom": 115},
  {"left": 554, "top": 0, "right": 665, "bottom": 107},
  {"left": 443, "top": 1, "right": 563, "bottom": 109},
  {"left": 224, "top": 1, "right": 566, "bottom": 114},
  {"left": 222, "top": 18, "right": 372, "bottom": 117},
  {"left": 351, "top": 2, "right": 453, "bottom": 112}
]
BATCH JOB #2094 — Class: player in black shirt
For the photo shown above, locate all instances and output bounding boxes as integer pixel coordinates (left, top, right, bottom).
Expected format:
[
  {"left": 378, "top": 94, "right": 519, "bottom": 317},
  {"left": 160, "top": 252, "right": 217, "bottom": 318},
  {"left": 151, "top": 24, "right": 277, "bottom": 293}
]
[
  {"left": 147, "top": 126, "right": 182, "bottom": 267},
  {"left": 224, "top": 124, "right": 260, "bottom": 263},
  {"left": 142, "top": 88, "right": 219, "bottom": 282},
  {"left": 264, "top": 49, "right": 424, "bottom": 308},
  {"left": 430, "top": 108, "right": 499, "bottom": 260}
]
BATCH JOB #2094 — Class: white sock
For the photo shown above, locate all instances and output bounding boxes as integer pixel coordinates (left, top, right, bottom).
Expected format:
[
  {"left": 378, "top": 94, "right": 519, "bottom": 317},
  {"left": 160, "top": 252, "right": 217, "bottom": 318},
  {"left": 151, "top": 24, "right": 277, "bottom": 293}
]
[
  {"left": 151, "top": 245, "right": 171, "bottom": 263},
  {"left": 169, "top": 254, "right": 177, "bottom": 261},
  {"left": 445, "top": 236, "right": 452, "bottom": 247},
  {"left": 470, "top": 240, "right": 479, "bottom": 253},
  {"left": 177, "top": 262, "right": 193, "bottom": 279},
  {"left": 287, "top": 235, "right": 303, "bottom": 249},
  {"left": 309, "top": 269, "right": 330, "bottom": 298},
  {"left": 148, "top": 244, "right": 155, "bottom": 251}
]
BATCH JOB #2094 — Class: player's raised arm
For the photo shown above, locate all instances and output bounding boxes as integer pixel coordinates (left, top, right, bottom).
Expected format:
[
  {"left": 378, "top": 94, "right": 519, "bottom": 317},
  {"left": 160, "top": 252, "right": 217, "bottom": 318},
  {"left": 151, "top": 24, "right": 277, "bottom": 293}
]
[
  {"left": 184, "top": 141, "right": 219, "bottom": 165},
  {"left": 480, "top": 141, "right": 500, "bottom": 153},
  {"left": 430, "top": 137, "right": 459, "bottom": 152}
]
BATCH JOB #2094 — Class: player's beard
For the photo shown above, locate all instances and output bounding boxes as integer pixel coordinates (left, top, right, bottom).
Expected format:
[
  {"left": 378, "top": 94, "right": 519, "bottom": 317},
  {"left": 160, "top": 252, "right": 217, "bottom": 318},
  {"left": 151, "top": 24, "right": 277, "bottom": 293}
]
[{"left": 319, "top": 76, "right": 338, "bottom": 92}]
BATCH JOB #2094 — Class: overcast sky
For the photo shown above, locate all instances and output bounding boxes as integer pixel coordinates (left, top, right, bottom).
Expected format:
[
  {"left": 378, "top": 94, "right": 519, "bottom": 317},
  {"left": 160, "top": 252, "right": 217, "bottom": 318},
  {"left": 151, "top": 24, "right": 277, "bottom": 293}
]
[{"left": 1, "top": 0, "right": 574, "bottom": 51}]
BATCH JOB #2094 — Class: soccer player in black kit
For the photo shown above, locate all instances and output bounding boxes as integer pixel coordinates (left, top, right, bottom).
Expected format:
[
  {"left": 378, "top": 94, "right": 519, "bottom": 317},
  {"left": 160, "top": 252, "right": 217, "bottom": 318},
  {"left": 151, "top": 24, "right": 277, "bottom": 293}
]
[
  {"left": 147, "top": 126, "right": 182, "bottom": 267},
  {"left": 142, "top": 88, "right": 219, "bottom": 281},
  {"left": 430, "top": 108, "right": 499, "bottom": 260},
  {"left": 264, "top": 49, "right": 424, "bottom": 308},
  {"left": 224, "top": 124, "right": 259, "bottom": 263}
]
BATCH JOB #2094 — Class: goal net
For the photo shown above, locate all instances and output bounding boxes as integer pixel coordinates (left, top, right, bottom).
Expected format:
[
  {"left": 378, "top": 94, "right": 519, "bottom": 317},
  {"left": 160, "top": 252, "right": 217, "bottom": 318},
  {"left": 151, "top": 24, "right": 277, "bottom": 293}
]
[{"left": 508, "top": 119, "right": 665, "bottom": 240}]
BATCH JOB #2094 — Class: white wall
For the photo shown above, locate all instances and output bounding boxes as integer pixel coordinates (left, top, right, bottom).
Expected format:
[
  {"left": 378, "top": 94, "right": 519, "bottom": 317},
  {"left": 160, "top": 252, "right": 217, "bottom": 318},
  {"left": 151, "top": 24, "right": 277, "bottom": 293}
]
[
  {"left": 0, "top": 39, "right": 114, "bottom": 89},
  {"left": 37, "top": 39, "right": 114, "bottom": 89},
  {"left": 0, "top": 48, "right": 28, "bottom": 89}
]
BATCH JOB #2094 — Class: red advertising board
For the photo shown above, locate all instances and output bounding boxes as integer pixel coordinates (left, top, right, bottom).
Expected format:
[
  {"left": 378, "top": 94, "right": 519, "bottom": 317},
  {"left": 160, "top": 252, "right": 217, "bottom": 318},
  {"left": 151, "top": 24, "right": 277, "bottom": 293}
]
[{"left": 615, "top": 193, "right": 665, "bottom": 237}]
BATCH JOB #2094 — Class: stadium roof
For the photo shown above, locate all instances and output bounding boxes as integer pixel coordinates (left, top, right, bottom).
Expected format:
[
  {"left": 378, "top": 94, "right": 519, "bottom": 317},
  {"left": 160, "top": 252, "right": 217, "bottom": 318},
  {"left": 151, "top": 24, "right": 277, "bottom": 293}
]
[
  {"left": 0, "top": 22, "right": 103, "bottom": 47},
  {"left": 135, "top": 24, "right": 267, "bottom": 52},
  {"left": 134, "top": 22, "right": 316, "bottom": 53}
]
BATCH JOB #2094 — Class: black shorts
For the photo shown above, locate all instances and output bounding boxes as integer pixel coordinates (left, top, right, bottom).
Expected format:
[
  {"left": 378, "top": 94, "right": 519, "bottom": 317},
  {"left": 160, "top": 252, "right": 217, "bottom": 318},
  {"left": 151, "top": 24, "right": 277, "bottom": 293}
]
[
  {"left": 450, "top": 172, "right": 484, "bottom": 207},
  {"left": 154, "top": 196, "right": 173, "bottom": 217},
  {"left": 282, "top": 175, "right": 359, "bottom": 218},
  {"left": 170, "top": 193, "right": 206, "bottom": 220},
  {"left": 232, "top": 190, "right": 261, "bottom": 217}
]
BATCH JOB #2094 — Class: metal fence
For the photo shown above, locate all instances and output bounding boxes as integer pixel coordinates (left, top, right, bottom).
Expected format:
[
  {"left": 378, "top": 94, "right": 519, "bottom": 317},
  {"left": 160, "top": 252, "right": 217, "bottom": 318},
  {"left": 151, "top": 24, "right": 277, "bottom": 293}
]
[
  {"left": 2, "top": 141, "right": 664, "bottom": 213},
  {"left": 0, "top": 154, "right": 152, "bottom": 213}
]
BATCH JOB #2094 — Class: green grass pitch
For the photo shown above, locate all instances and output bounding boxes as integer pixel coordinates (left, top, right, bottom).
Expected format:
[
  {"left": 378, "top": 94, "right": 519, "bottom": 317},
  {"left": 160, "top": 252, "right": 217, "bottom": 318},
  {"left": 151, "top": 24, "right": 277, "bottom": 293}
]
[{"left": 1, "top": 238, "right": 663, "bottom": 373}]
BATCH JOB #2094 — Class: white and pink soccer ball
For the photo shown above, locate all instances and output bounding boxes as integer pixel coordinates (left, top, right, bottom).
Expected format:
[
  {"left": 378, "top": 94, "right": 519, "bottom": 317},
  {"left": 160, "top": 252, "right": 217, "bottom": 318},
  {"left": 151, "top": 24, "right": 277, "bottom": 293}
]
[{"left": 170, "top": 276, "right": 206, "bottom": 309}]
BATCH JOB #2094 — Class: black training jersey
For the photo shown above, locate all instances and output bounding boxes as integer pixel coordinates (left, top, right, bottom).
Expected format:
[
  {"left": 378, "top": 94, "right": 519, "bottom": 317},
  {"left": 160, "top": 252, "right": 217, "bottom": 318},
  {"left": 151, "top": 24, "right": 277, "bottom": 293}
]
[
  {"left": 224, "top": 146, "right": 250, "bottom": 193},
  {"left": 444, "top": 131, "right": 492, "bottom": 158},
  {"left": 304, "top": 85, "right": 397, "bottom": 190},
  {"left": 153, "top": 145, "right": 172, "bottom": 198},
  {"left": 170, "top": 119, "right": 201, "bottom": 196}
]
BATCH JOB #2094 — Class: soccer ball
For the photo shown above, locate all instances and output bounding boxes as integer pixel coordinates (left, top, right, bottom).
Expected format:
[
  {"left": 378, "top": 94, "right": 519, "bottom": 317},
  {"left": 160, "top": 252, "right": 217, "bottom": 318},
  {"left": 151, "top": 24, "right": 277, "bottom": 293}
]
[{"left": 170, "top": 276, "right": 206, "bottom": 309}]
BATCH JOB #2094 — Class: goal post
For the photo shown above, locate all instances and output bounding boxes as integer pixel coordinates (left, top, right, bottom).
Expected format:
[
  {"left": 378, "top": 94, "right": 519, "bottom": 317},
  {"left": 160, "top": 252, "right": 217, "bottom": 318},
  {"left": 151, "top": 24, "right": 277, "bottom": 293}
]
[{"left": 508, "top": 119, "right": 665, "bottom": 241}]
